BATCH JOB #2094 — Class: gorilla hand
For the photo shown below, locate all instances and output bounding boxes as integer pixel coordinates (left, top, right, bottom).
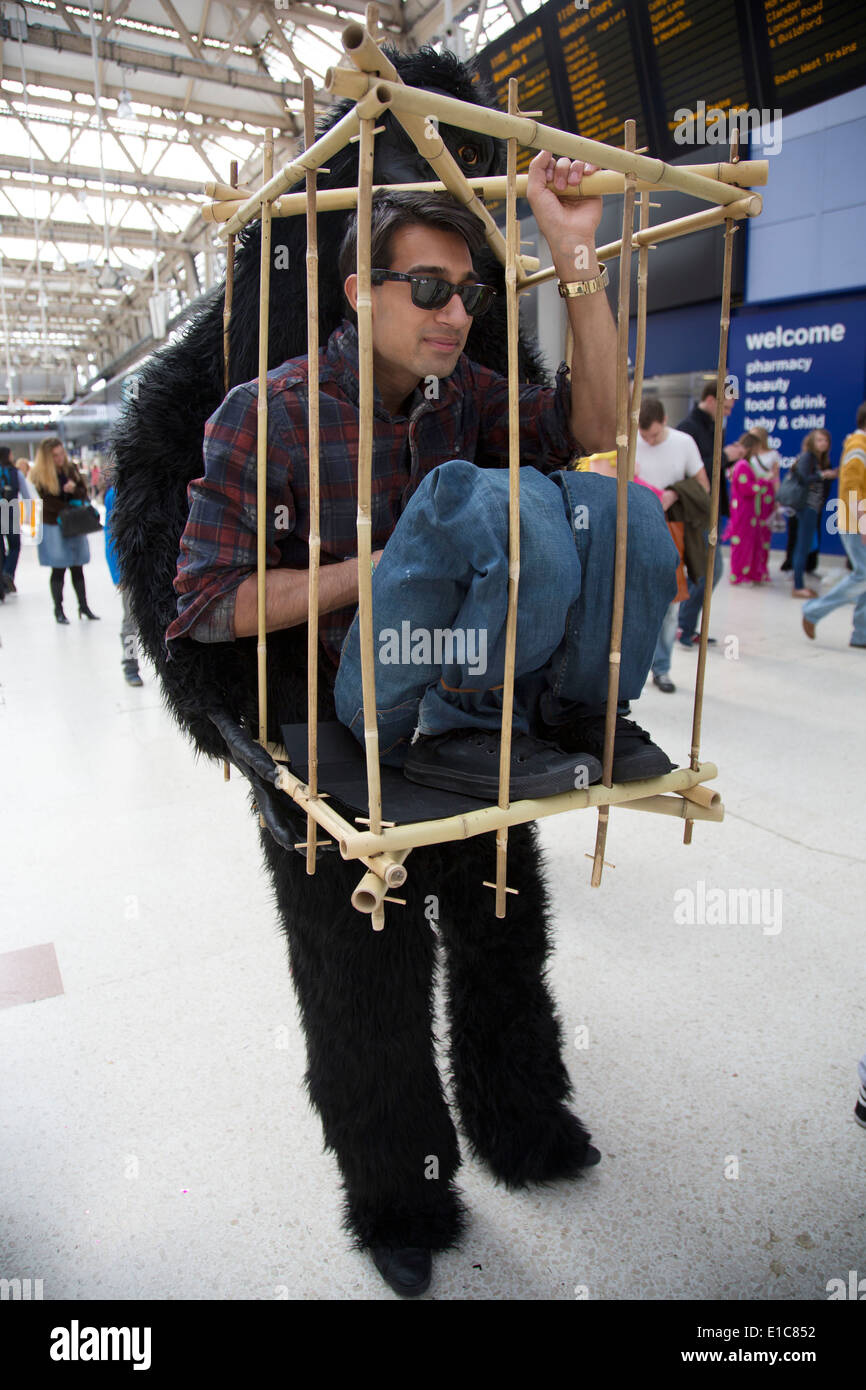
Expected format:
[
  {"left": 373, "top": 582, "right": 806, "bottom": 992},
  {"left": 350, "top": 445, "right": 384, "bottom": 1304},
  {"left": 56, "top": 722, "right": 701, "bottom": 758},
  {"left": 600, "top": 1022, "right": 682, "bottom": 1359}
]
[{"left": 209, "top": 709, "right": 336, "bottom": 858}]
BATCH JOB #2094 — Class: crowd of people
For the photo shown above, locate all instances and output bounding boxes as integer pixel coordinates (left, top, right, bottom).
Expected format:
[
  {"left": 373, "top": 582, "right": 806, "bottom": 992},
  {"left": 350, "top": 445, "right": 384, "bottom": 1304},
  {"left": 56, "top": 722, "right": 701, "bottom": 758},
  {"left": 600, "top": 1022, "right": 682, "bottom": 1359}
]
[
  {"left": 0, "top": 438, "right": 142, "bottom": 683},
  {"left": 627, "top": 390, "right": 866, "bottom": 688}
]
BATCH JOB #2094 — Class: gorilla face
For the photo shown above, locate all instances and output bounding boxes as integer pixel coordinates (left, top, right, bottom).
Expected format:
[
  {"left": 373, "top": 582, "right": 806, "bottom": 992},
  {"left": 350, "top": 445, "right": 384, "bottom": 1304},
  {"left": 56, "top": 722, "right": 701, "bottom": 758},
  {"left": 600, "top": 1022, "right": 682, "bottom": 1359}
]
[{"left": 372, "top": 96, "right": 501, "bottom": 186}]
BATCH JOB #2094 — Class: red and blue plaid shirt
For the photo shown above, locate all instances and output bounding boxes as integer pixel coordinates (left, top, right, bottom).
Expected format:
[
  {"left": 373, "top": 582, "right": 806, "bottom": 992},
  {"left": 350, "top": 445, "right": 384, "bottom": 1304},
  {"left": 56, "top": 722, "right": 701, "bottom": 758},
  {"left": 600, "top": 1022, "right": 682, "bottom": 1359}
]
[{"left": 167, "top": 321, "right": 577, "bottom": 666}]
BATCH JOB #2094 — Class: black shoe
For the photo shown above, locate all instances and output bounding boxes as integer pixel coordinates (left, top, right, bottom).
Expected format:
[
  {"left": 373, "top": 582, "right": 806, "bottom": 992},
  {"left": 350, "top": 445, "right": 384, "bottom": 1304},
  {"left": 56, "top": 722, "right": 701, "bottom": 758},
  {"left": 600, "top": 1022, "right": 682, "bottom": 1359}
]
[
  {"left": 652, "top": 673, "right": 675, "bottom": 693},
  {"left": 1, "top": 574, "right": 14, "bottom": 594},
  {"left": 123, "top": 660, "right": 143, "bottom": 687},
  {"left": 855, "top": 1085, "right": 866, "bottom": 1129},
  {"left": 539, "top": 701, "right": 675, "bottom": 782},
  {"left": 371, "top": 1245, "right": 432, "bottom": 1297},
  {"left": 780, "top": 560, "right": 792, "bottom": 572},
  {"left": 54, "top": 608, "right": 70, "bottom": 625},
  {"left": 403, "top": 729, "right": 602, "bottom": 800},
  {"left": 78, "top": 606, "right": 100, "bottom": 620}
]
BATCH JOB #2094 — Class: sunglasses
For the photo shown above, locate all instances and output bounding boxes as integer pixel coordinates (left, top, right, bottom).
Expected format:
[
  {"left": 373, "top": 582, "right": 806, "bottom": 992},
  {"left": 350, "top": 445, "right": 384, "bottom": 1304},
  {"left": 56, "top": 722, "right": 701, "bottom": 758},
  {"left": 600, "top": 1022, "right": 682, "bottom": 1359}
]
[{"left": 369, "top": 270, "right": 497, "bottom": 318}]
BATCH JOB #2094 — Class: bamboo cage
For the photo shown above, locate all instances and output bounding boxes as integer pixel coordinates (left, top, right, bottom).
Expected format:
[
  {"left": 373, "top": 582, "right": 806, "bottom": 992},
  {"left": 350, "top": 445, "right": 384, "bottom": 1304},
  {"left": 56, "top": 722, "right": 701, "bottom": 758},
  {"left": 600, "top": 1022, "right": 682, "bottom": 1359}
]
[{"left": 208, "top": 16, "right": 765, "bottom": 928}]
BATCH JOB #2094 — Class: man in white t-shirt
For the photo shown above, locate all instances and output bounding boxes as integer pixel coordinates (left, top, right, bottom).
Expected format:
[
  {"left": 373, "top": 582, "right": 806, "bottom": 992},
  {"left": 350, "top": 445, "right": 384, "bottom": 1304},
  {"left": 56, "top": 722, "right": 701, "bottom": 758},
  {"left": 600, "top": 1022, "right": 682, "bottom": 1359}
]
[{"left": 636, "top": 398, "right": 709, "bottom": 692}]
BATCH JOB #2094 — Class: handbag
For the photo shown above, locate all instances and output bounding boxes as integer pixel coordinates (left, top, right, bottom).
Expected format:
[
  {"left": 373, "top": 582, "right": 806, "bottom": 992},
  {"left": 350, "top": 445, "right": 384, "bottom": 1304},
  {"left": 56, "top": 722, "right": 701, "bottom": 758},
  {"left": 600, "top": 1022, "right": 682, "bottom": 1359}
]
[
  {"left": 58, "top": 500, "right": 103, "bottom": 537},
  {"left": 777, "top": 465, "right": 808, "bottom": 511}
]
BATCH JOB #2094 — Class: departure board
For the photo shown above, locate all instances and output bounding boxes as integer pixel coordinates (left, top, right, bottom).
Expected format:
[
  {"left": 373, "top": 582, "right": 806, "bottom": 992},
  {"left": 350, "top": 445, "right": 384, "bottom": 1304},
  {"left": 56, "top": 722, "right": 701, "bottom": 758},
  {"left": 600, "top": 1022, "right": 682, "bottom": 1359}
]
[
  {"left": 761, "top": 0, "right": 866, "bottom": 112},
  {"left": 647, "top": 0, "right": 750, "bottom": 148},
  {"left": 555, "top": 0, "right": 647, "bottom": 147},
  {"left": 476, "top": 13, "right": 565, "bottom": 178}
]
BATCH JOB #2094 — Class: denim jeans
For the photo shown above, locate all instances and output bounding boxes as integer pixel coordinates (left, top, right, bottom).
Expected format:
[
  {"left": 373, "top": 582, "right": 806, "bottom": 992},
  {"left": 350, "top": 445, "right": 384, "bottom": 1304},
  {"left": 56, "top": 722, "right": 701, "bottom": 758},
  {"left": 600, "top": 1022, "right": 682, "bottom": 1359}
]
[
  {"left": 678, "top": 535, "right": 724, "bottom": 641},
  {"left": 651, "top": 600, "right": 679, "bottom": 678},
  {"left": 802, "top": 532, "right": 866, "bottom": 643},
  {"left": 334, "top": 461, "right": 678, "bottom": 765},
  {"left": 792, "top": 507, "right": 819, "bottom": 590}
]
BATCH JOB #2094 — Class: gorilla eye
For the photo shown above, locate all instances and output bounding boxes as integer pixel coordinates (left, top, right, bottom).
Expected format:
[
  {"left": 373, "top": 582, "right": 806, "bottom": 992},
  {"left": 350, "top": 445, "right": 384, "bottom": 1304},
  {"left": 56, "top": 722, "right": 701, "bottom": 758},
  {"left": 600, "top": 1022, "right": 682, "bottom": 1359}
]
[{"left": 458, "top": 143, "right": 480, "bottom": 166}]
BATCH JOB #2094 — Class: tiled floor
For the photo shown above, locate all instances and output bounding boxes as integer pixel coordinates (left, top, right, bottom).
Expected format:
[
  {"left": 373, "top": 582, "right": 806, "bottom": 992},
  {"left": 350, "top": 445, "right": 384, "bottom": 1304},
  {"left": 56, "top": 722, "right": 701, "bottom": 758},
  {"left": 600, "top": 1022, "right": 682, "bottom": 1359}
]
[{"left": 1, "top": 534, "right": 864, "bottom": 1300}]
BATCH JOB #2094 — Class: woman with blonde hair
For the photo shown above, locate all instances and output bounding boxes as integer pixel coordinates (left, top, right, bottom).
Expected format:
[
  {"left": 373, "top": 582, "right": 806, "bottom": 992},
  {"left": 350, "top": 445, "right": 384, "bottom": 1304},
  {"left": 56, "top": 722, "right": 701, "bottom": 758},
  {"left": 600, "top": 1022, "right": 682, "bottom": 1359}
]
[
  {"left": 724, "top": 431, "right": 775, "bottom": 584},
  {"left": 30, "top": 436, "right": 99, "bottom": 623},
  {"left": 750, "top": 425, "right": 781, "bottom": 493}
]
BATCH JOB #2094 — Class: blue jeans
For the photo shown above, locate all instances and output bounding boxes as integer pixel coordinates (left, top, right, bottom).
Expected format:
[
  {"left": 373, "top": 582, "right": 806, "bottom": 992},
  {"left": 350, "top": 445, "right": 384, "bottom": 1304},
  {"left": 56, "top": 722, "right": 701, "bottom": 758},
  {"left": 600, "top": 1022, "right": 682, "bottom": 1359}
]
[
  {"left": 802, "top": 532, "right": 866, "bottom": 643},
  {"left": 651, "top": 600, "right": 679, "bottom": 678},
  {"left": 792, "top": 507, "right": 819, "bottom": 589},
  {"left": 334, "top": 461, "right": 678, "bottom": 765},
  {"left": 678, "top": 536, "right": 724, "bottom": 641}
]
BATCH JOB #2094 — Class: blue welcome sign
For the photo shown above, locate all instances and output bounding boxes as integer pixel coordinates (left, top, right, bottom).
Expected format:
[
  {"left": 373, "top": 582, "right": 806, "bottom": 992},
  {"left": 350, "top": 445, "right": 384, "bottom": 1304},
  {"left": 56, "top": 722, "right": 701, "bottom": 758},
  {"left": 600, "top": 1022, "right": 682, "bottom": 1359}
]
[{"left": 727, "top": 294, "right": 866, "bottom": 555}]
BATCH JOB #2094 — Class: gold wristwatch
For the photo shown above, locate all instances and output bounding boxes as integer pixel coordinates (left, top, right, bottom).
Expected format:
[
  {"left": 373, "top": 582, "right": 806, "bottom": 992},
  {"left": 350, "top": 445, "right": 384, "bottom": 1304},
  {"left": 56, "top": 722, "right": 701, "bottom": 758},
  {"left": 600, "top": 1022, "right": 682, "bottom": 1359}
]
[{"left": 557, "top": 265, "right": 609, "bottom": 298}]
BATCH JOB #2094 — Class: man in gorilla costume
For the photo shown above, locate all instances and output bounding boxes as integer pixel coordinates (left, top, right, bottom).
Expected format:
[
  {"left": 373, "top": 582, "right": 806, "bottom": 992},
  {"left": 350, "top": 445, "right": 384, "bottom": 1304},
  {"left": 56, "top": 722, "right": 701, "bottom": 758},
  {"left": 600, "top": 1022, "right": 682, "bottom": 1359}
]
[{"left": 111, "top": 47, "right": 672, "bottom": 1297}]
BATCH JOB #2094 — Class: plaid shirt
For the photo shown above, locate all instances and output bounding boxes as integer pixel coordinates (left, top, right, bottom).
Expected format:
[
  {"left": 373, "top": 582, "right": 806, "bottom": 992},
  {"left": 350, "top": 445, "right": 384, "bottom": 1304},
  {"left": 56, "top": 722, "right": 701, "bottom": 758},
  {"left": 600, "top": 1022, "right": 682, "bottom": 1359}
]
[{"left": 167, "top": 321, "right": 576, "bottom": 667}]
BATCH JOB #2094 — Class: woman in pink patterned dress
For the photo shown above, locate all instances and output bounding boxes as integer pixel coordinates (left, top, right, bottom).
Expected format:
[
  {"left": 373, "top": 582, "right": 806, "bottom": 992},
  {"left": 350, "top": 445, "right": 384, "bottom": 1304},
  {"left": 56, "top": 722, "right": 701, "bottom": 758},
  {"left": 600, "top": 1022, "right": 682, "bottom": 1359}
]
[{"left": 725, "top": 431, "right": 776, "bottom": 584}]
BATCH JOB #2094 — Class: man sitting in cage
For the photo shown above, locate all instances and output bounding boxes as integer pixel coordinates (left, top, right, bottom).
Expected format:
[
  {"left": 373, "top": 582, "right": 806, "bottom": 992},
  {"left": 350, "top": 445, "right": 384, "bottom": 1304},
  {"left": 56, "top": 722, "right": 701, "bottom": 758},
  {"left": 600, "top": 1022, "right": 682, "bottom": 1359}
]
[{"left": 166, "top": 151, "right": 679, "bottom": 800}]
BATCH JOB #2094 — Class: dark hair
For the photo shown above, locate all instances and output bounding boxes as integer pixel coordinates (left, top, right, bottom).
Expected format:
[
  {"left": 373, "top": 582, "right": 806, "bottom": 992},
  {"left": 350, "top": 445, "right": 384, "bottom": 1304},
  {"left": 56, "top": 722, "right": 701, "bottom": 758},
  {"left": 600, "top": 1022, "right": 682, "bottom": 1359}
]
[
  {"left": 638, "top": 397, "right": 666, "bottom": 430},
  {"left": 338, "top": 191, "right": 487, "bottom": 321},
  {"left": 0, "top": 446, "right": 12, "bottom": 468},
  {"left": 857, "top": 401, "right": 866, "bottom": 430},
  {"left": 699, "top": 381, "right": 718, "bottom": 402}
]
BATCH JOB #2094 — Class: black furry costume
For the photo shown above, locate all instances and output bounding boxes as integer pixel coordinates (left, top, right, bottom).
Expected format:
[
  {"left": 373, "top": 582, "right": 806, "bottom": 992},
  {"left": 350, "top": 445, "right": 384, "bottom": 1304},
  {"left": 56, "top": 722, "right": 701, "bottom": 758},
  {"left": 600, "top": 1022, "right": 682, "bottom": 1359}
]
[{"left": 111, "top": 48, "right": 595, "bottom": 1254}]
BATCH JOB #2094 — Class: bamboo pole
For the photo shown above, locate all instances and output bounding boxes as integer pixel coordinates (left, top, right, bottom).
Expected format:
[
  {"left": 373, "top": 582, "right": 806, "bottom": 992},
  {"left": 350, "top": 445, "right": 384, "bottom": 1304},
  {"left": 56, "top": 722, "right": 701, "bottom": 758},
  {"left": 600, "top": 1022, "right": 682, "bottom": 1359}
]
[
  {"left": 679, "top": 782, "right": 721, "bottom": 809},
  {"left": 271, "top": 756, "right": 719, "bottom": 860},
  {"left": 627, "top": 189, "right": 650, "bottom": 482},
  {"left": 222, "top": 155, "right": 239, "bottom": 786},
  {"left": 311, "top": 761, "right": 720, "bottom": 860},
  {"left": 591, "top": 120, "right": 637, "bottom": 889},
  {"left": 509, "top": 196, "right": 762, "bottom": 292},
  {"left": 256, "top": 133, "right": 274, "bottom": 751},
  {"left": 339, "top": 24, "right": 530, "bottom": 281},
  {"left": 222, "top": 159, "right": 238, "bottom": 395},
  {"left": 683, "top": 220, "right": 737, "bottom": 845},
  {"left": 354, "top": 111, "right": 384, "bottom": 864},
  {"left": 617, "top": 794, "right": 723, "bottom": 823},
  {"left": 219, "top": 105, "right": 365, "bottom": 238},
  {"left": 205, "top": 179, "right": 253, "bottom": 201},
  {"left": 304, "top": 78, "right": 321, "bottom": 877},
  {"left": 202, "top": 170, "right": 766, "bottom": 226},
  {"left": 491, "top": 76, "right": 522, "bottom": 920},
  {"left": 343, "top": 79, "right": 754, "bottom": 209}
]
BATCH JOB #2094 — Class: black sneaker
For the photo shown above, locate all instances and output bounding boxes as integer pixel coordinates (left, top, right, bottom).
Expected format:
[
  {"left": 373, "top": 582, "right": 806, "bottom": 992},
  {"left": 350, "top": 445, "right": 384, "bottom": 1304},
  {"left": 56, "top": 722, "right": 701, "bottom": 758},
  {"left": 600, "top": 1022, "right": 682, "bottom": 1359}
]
[
  {"left": 855, "top": 1084, "right": 866, "bottom": 1130},
  {"left": 371, "top": 1246, "right": 431, "bottom": 1298},
  {"left": 403, "top": 729, "right": 602, "bottom": 800},
  {"left": 539, "top": 705, "right": 675, "bottom": 782},
  {"left": 652, "top": 673, "right": 675, "bottom": 693}
]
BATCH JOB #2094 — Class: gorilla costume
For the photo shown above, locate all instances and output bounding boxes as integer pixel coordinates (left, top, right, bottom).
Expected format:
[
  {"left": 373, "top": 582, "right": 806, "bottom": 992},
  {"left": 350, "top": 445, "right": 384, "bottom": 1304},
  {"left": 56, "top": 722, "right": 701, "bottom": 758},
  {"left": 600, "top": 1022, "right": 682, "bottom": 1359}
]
[{"left": 111, "top": 47, "right": 597, "bottom": 1263}]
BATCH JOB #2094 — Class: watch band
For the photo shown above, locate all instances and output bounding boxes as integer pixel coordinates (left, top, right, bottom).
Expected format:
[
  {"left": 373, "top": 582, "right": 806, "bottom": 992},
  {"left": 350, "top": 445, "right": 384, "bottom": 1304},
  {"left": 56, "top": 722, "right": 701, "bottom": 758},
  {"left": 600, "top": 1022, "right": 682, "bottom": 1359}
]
[{"left": 557, "top": 265, "right": 610, "bottom": 298}]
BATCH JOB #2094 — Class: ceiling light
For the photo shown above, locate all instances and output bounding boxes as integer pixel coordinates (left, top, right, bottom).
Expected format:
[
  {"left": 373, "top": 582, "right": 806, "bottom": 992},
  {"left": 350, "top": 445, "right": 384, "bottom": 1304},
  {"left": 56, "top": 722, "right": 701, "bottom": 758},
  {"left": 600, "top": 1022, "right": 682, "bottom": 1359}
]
[
  {"left": 98, "top": 263, "right": 120, "bottom": 290},
  {"left": 117, "top": 88, "right": 134, "bottom": 120}
]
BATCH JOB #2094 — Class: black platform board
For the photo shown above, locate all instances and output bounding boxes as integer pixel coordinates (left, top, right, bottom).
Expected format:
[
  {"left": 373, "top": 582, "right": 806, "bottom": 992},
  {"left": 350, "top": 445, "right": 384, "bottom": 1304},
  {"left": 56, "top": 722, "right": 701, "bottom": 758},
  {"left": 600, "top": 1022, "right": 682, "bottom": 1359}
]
[{"left": 279, "top": 722, "right": 493, "bottom": 822}]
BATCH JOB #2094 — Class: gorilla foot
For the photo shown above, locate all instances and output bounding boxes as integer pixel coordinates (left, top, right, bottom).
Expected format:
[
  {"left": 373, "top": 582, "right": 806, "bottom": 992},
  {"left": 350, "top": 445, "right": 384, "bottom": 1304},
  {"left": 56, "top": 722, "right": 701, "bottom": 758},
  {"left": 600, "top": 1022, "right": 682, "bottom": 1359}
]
[{"left": 469, "top": 1104, "right": 600, "bottom": 1188}]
